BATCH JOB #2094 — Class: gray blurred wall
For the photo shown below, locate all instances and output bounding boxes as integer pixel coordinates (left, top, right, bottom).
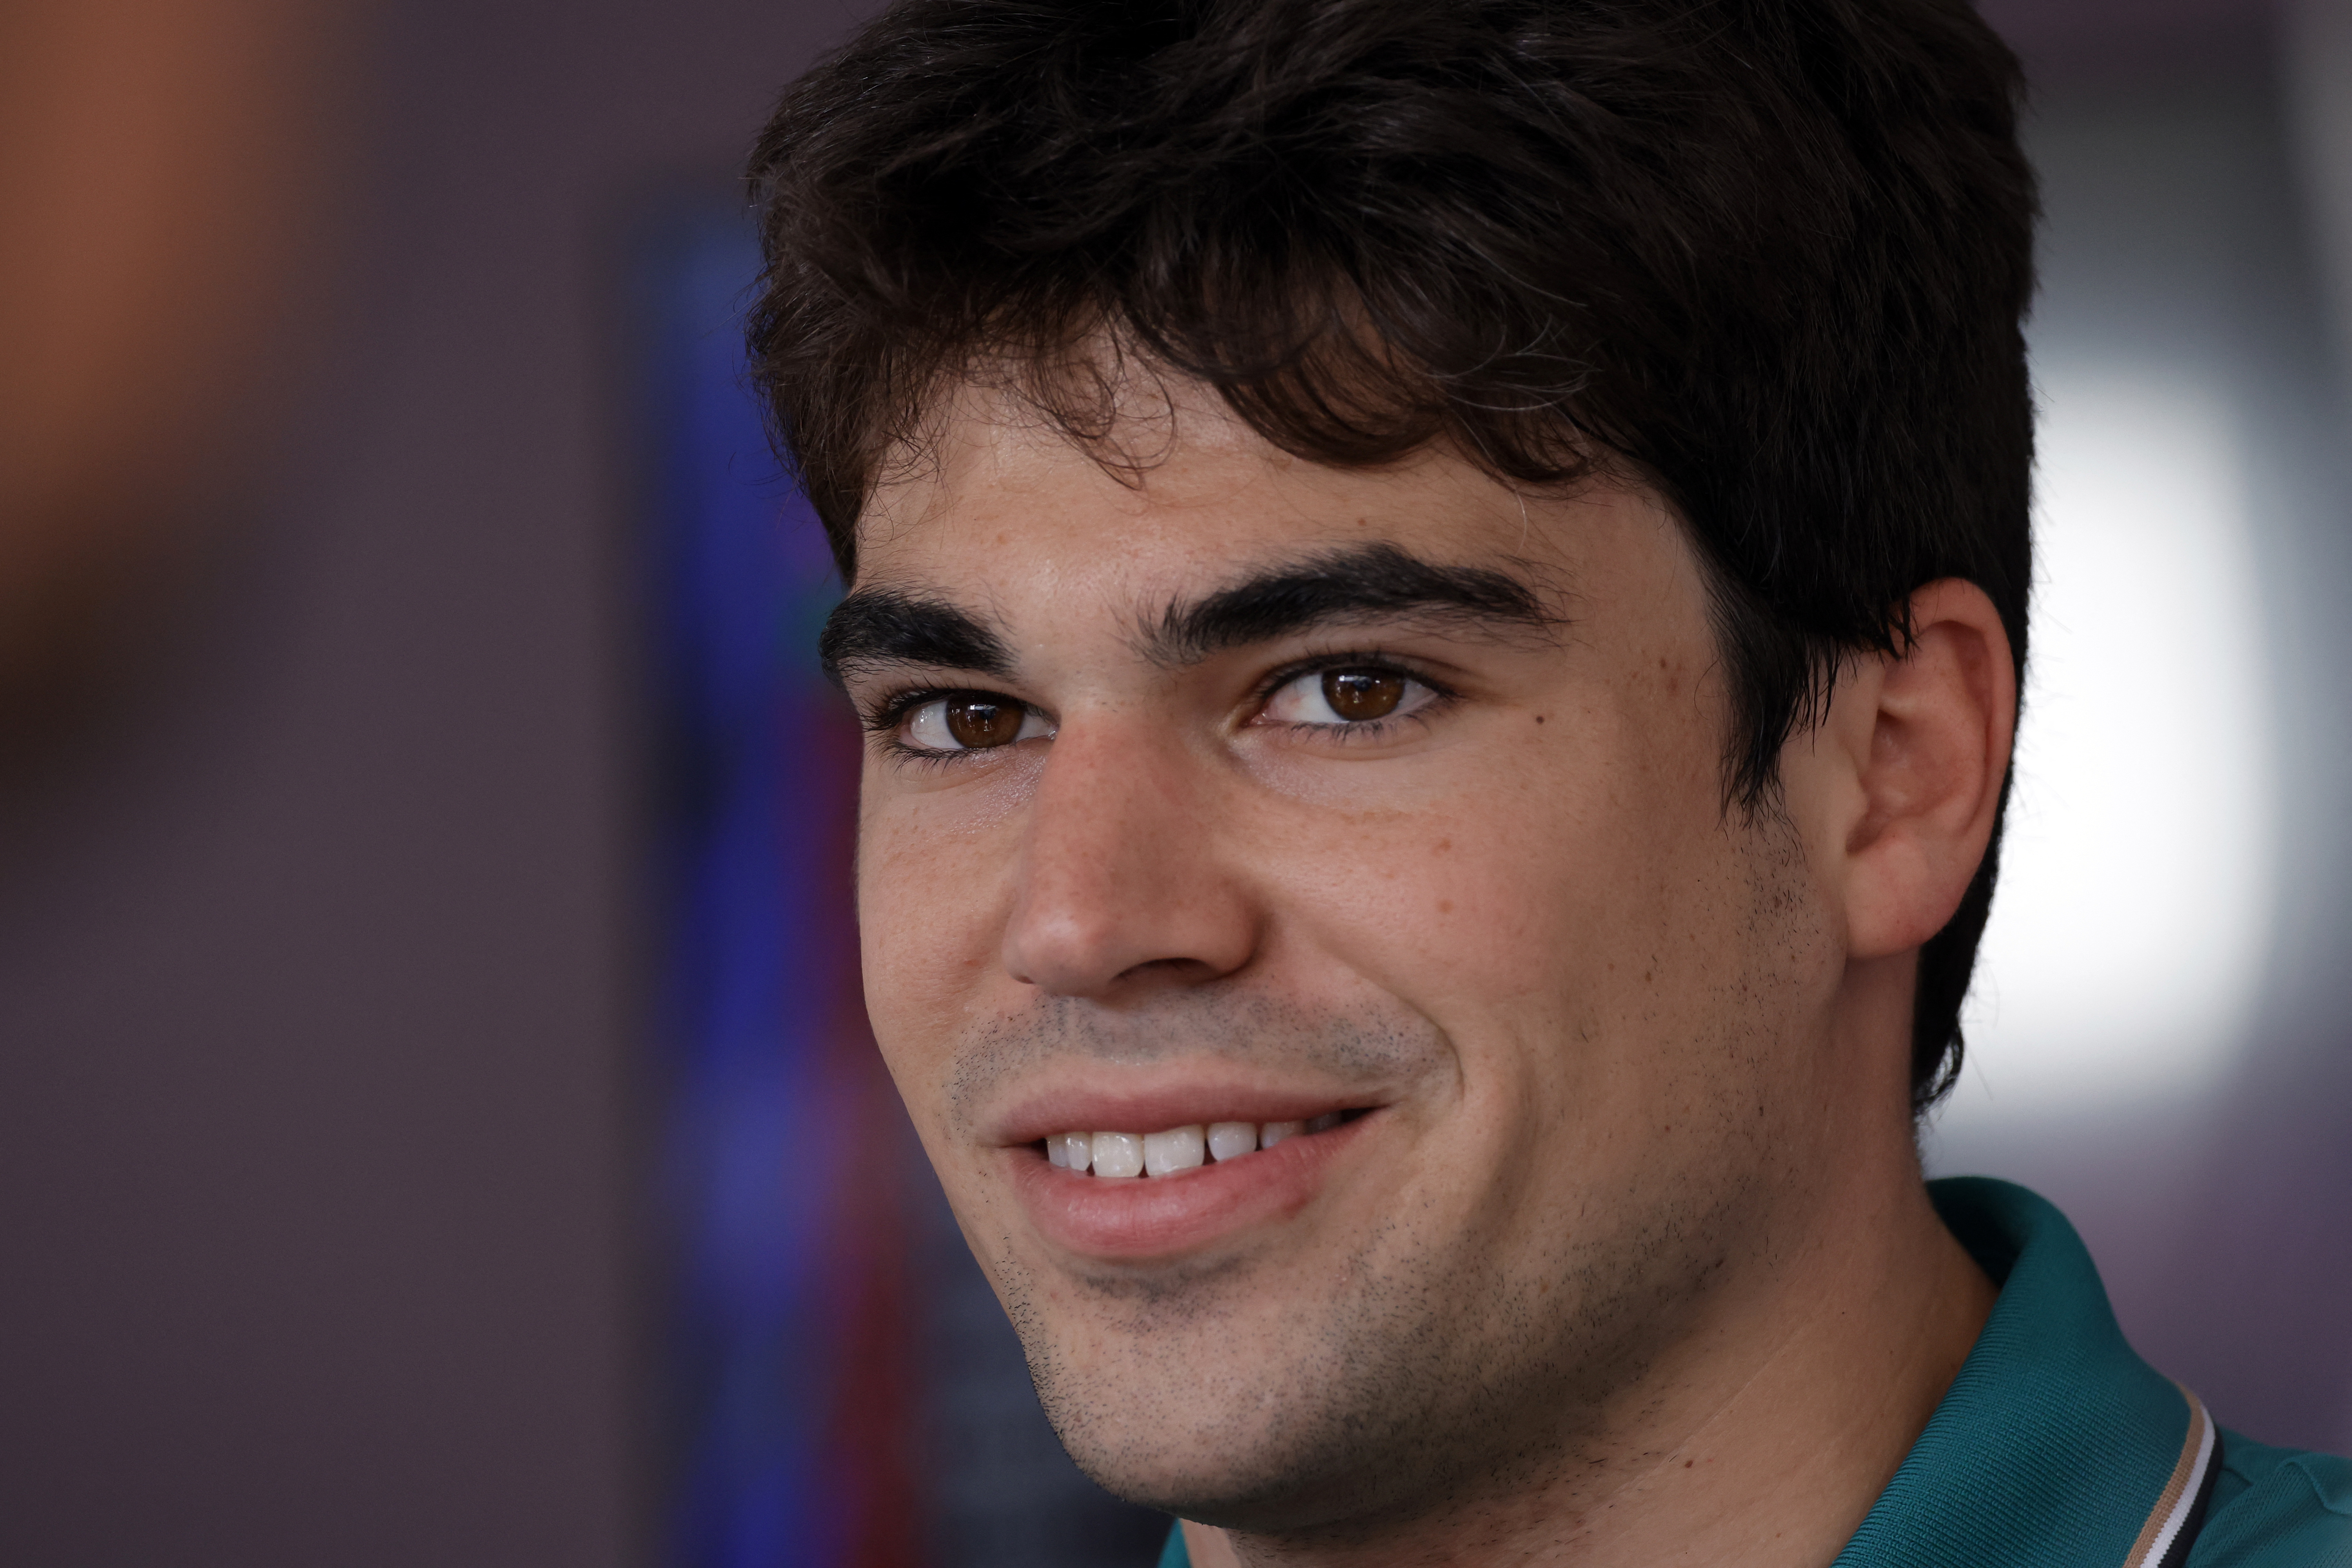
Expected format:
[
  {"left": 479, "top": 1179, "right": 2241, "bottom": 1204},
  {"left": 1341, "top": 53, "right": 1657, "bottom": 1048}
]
[
  {"left": 1948, "top": 0, "right": 2352, "bottom": 1454},
  {"left": 0, "top": 0, "right": 2344, "bottom": 1564},
  {"left": 0, "top": 0, "right": 875, "bottom": 1562}
]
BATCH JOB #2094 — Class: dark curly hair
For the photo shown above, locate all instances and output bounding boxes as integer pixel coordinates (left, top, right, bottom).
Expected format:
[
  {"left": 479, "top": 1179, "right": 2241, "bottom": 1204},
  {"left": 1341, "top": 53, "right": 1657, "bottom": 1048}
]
[{"left": 744, "top": 0, "right": 2038, "bottom": 1115}]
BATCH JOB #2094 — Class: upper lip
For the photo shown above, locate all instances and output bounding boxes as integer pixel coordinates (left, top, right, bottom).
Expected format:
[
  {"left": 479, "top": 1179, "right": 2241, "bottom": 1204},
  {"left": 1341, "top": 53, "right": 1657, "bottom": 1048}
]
[{"left": 988, "top": 1074, "right": 1383, "bottom": 1147}]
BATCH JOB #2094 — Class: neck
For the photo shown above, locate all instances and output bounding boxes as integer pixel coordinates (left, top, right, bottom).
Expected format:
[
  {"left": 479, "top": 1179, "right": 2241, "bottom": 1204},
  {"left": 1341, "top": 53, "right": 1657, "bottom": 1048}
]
[{"left": 1184, "top": 962, "right": 1996, "bottom": 1568}]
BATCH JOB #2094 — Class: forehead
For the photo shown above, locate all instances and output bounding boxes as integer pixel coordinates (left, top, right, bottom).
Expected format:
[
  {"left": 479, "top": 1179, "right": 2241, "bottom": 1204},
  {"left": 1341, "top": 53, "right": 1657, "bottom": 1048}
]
[{"left": 854, "top": 376, "right": 1591, "bottom": 601}]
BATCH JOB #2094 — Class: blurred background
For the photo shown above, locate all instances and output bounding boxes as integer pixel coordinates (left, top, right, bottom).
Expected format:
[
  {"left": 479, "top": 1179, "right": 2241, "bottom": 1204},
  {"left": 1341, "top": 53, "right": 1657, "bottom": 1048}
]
[{"left": 0, "top": 0, "right": 2345, "bottom": 1563}]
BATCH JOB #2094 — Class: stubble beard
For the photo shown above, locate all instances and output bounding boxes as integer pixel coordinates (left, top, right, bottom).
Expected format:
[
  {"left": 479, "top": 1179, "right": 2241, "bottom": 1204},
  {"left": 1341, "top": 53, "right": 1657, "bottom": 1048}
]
[
  {"left": 1000, "top": 1135, "right": 1772, "bottom": 1548},
  {"left": 979, "top": 834, "right": 1819, "bottom": 1548}
]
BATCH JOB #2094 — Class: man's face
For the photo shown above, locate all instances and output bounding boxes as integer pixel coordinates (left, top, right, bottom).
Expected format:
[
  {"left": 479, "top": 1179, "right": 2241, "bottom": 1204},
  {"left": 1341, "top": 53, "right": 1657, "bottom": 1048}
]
[{"left": 834, "top": 381, "right": 1856, "bottom": 1530}]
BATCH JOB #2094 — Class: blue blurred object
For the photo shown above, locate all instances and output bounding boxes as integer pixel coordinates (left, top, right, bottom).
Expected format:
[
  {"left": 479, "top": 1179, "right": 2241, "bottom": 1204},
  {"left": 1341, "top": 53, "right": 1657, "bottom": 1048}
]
[
  {"left": 634, "top": 204, "right": 1223, "bottom": 1568},
  {"left": 639, "top": 207, "right": 910, "bottom": 1568}
]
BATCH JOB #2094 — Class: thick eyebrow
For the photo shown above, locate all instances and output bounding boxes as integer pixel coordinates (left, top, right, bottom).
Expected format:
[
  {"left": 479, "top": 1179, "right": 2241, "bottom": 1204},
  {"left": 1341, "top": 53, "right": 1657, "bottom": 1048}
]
[
  {"left": 818, "top": 542, "right": 1558, "bottom": 687},
  {"left": 818, "top": 590, "right": 1013, "bottom": 686},
  {"left": 1143, "top": 542, "right": 1558, "bottom": 665}
]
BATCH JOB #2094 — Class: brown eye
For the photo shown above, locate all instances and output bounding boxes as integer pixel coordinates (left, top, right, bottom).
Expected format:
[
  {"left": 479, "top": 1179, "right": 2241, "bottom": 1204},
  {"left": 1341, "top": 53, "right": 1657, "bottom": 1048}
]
[
  {"left": 944, "top": 697, "right": 1026, "bottom": 748},
  {"left": 901, "top": 693, "right": 1051, "bottom": 754},
  {"left": 1257, "top": 664, "right": 1438, "bottom": 732},
  {"left": 1321, "top": 669, "right": 1405, "bottom": 722}
]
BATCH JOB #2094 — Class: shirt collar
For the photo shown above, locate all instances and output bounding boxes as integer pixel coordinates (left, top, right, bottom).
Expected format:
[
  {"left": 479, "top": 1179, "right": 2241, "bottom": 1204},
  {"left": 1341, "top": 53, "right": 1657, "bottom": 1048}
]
[{"left": 1833, "top": 1176, "right": 2210, "bottom": 1568}]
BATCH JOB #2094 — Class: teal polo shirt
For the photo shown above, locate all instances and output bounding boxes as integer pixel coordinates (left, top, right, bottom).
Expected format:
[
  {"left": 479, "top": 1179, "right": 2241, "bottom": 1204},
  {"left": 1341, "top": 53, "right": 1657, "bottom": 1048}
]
[{"left": 1158, "top": 1178, "right": 2352, "bottom": 1567}]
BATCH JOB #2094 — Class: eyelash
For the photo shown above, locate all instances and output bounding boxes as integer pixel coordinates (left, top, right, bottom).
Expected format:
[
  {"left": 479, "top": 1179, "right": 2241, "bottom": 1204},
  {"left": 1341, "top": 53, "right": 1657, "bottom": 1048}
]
[
  {"left": 862, "top": 687, "right": 1025, "bottom": 770},
  {"left": 862, "top": 652, "right": 1457, "bottom": 765},
  {"left": 1247, "top": 652, "right": 1458, "bottom": 740}
]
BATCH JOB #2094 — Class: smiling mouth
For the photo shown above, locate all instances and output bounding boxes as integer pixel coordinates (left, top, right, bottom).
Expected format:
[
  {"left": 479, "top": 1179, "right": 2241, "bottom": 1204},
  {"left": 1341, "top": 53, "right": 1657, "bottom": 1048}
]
[
  {"left": 1009, "top": 1101, "right": 1380, "bottom": 1258},
  {"left": 1042, "top": 1110, "right": 1363, "bottom": 1178}
]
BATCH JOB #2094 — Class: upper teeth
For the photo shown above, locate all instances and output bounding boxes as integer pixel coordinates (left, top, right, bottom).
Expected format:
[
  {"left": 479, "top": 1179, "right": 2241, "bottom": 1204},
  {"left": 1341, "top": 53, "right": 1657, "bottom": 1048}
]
[{"left": 1046, "top": 1114, "right": 1345, "bottom": 1177}]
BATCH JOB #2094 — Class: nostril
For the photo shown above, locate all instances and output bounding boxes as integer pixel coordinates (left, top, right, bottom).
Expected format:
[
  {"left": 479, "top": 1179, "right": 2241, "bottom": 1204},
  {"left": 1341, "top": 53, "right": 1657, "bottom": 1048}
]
[{"left": 1111, "top": 955, "right": 1224, "bottom": 984}]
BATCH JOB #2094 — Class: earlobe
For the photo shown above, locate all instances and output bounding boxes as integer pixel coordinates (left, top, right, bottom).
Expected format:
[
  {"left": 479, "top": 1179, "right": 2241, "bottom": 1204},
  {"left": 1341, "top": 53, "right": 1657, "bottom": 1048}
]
[{"left": 1834, "top": 580, "right": 2017, "bottom": 960}]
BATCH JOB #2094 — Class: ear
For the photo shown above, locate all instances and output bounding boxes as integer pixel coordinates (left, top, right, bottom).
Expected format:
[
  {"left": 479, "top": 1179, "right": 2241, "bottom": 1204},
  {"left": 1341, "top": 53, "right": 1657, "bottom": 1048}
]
[{"left": 1797, "top": 579, "right": 2018, "bottom": 961}]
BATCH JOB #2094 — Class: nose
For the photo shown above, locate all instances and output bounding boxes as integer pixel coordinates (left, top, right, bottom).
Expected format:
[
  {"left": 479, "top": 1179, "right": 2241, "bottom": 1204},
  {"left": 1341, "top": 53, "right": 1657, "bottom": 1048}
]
[{"left": 1000, "top": 716, "right": 1261, "bottom": 998}]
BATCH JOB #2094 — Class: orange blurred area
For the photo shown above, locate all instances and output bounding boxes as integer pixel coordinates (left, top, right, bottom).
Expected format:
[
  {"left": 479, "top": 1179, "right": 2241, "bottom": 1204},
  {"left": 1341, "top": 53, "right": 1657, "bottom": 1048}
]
[{"left": 0, "top": 0, "right": 348, "bottom": 747}]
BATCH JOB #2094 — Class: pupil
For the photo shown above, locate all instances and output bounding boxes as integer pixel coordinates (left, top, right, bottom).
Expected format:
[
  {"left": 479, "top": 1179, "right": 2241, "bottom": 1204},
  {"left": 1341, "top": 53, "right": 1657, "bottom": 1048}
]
[
  {"left": 1323, "top": 670, "right": 1404, "bottom": 722},
  {"left": 944, "top": 697, "right": 1023, "bottom": 749}
]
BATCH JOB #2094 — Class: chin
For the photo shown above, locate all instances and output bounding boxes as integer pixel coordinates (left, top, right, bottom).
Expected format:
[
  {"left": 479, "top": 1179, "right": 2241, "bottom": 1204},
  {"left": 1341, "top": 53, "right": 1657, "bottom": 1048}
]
[
  {"left": 1023, "top": 1325, "right": 1478, "bottom": 1539},
  {"left": 1052, "top": 1423, "right": 1365, "bottom": 1536}
]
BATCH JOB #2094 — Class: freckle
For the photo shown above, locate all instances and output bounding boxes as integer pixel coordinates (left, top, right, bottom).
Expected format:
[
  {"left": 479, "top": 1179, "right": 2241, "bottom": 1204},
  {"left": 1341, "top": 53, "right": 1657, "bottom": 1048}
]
[
  {"left": 1434, "top": 838, "right": 1451, "bottom": 853},
  {"left": 1437, "top": 900, "right": 1454, "bottom": 914}
]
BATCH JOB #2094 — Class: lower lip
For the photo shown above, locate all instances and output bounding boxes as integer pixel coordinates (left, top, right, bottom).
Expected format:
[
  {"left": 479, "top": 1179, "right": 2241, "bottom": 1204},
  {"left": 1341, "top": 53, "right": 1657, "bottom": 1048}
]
[{"left": 1008, "top": 1116, "right": 1373, "bottom": 1260}]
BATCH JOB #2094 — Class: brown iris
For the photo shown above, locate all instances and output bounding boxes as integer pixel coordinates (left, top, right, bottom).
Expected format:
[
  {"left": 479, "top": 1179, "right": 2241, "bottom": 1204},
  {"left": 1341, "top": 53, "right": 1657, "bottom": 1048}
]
[
  {"left": 944, "top": 696, "right": 1026, "bottom": 748},
  {"left": 1322, "top": 669, "right": 1405, "bottom": 721}
]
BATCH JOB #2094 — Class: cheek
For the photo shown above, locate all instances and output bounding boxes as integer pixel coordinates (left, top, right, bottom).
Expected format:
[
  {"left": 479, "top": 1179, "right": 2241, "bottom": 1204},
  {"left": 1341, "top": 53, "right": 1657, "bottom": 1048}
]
[
  {"left": 1268, "top": 709, "right": 1680, "bottom": 1013},
  {"left": 854, "top": 776, "right": 1017, "bottom": 1053},
  {"left": 1270, "top": 702, "right": 1760, "bottom": 1125}
]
